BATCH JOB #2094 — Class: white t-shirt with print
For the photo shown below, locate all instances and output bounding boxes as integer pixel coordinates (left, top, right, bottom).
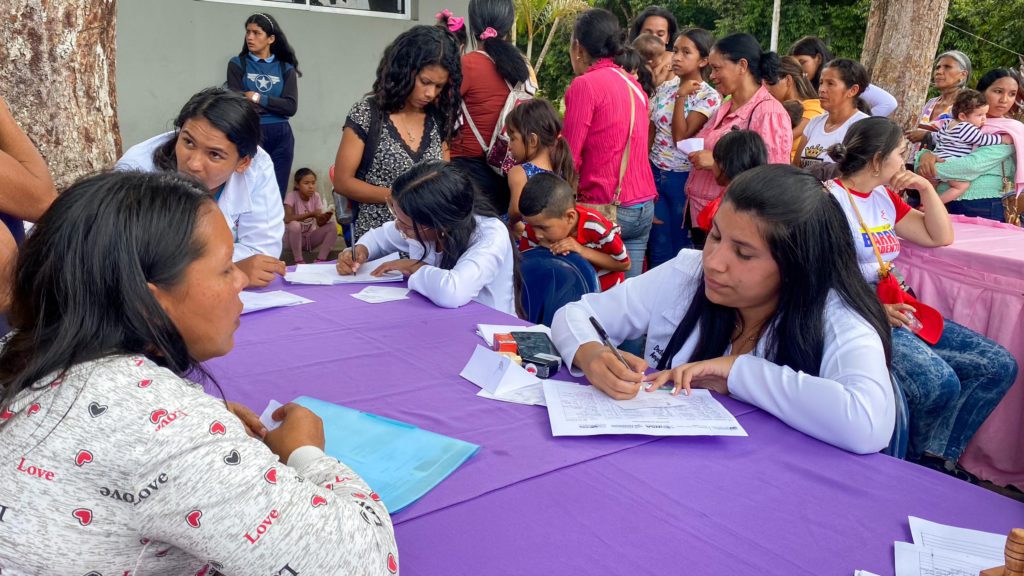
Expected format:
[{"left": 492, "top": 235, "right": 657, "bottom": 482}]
[
  {"left": 648, "top": 78, "right": 720, "bottom": 172},
  {"left": 825, "top": 178, "right": 913, "bottom": 283},
  {"left": 799, "top": 111, "right": 870, "bottom": 169}
]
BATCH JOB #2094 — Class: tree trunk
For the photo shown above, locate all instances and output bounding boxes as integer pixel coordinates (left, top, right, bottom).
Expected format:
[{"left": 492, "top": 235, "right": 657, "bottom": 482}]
[
  {"left": 534, "top": 16, "right": 561, "bottom": 76},
  {"left": 861, "top": 0, "right": 949, "bottom": 131},
  {"left": 0, "top": 0, "right": 120, "bottom": 191}
]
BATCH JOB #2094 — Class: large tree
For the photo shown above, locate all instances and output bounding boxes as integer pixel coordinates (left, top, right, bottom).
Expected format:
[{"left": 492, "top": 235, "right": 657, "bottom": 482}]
[
  {"left": 0, "top": 0, "right": 120, "bottom": 190},
  {"left": 861, "top": 0, "right": 950, "bottom": 130}
]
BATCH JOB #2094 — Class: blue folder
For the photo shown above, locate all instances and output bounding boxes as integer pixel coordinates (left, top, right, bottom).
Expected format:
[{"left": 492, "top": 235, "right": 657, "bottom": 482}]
[{"left": 293, "top": 396, "right": 480, "bottom": 513}]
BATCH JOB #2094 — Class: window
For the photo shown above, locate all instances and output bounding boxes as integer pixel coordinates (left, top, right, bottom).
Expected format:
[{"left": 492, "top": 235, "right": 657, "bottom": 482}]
[{"left": 200, "top": 0, "right": 411, "bottom": 20}]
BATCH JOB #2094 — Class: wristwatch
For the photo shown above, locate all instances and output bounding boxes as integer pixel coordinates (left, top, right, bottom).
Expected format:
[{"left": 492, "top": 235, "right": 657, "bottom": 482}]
[{"left": 250, "top": 92, "right": 260, "bottom": 104}]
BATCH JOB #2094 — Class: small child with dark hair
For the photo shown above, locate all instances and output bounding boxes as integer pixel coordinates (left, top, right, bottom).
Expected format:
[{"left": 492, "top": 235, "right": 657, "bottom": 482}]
[
  {"left": 693, "top": 130, "right": 769, "bottom": 241},
  {"left": 632, "top": 33, "right": 673, "bottom": 93},
  {"left": 518, "top": 173, "right": 630, "bottom": 291},
  {"left": 782, "top": 99, "right": 805, "bottom": 130},
  {"left": 933, "top": 88, "right": 1012, "bottom": 198}
]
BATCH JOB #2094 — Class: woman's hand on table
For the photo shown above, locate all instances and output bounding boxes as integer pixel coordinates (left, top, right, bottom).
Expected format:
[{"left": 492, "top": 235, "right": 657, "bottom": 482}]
[
  {"left": 237, "top": 254, "right": 287, "bottom": 288},
  {"left": 226, "top": 401, "right": 267, "bottom": 439},
  {"left": 884, "top": 303, "right": 917, "bottom": 328},
  {"left": 643, "top": 355, "right": 737, "bottom": 396},
  {"left": 371, "top": 258, "right": 425, "bottom": 277},
  {"left": 916, "top": 151, "right": 944, "bottom": 180},
  {"left": 688, "top": 150, "right": 715, "bottom": 170},
  {"left": 574, "top": 342, "right": 649, "bottom": 400},
  {"left": 336, "top": 245, "right": 369, "bottom": 275},
  {"left": 263, "top": 403, "right": 326, "bottom": 464}
]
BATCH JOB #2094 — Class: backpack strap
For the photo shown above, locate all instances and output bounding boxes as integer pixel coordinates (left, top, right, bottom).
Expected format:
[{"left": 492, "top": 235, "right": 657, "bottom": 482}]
[
  {"left": 356, "top": 97, "right": 384, "bottom": 181},
  {"left": 460, "top": 100, "right": 489, "bottom": 153}
]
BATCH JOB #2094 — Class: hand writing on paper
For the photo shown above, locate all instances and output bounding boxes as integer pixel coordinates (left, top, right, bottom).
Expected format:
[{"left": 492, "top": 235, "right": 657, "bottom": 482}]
[
  {"left": 336, "top": 245, "right": 369, "bottom": 275},
  {"left": 548, "top": 237, "right": 583, "bottom": 256},
  {"left": 226, "top": 401, "right": 267, "bottom": 439},
  {"left": 371, "top": 258, "right": 425, "bottom": 277},
  {"left": 884, "top": 303, "right": 917, "bottom": 328},
  {"left": 263, "top": 403, "right": 325, "bottom": 464},
  {"left": 574, "top": 342, "right": 649, "bottom": 400},
  {"left": 688, "top": 150, "right": 715, "bottom": 170},
  {"left": 644, "top": 355, "right": 737, "bottom": 396},
  {"left": 237, "top": 255, "right": 287, "bottom": 288}
]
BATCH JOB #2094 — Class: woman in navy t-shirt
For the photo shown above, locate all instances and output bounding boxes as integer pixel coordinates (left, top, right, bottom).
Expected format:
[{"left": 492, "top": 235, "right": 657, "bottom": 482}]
[{"left": 227, "top": 12, "right": 301, "bottom": 199}]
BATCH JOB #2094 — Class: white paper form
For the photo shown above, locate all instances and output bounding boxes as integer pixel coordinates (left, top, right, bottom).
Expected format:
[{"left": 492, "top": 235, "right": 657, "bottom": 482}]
[
  {"left": 894, "top": 541, "right": 995, "bottom": 576},
  {"left": 240, "top": 290, "right": 314, "bottom": 314},
  {"left": 614, "top": 390, "right": 694, "bottom": 410},
  {"left": 541, "top": 380, "right": 747, "bottom": 437},
  {"left": 351, "top": 286, "right": 410, "bottom": 303},
  {"left": 908, "top": 516, "right": 1006, "bottom": 564},
  {"left": 854, "top": 571, "right": 881, "bottom": 576},
  {"left": 475, "top": 323, "right": 551, "bottom": 347},
  {"left": 477, "top": 383, "right": 547, "bottom": 406},
  {"left": 675, "top": 137, "right": 705, "bottom": 154},
  {"left": 284, "top": 253, "right": 403, "bottom": 285}
]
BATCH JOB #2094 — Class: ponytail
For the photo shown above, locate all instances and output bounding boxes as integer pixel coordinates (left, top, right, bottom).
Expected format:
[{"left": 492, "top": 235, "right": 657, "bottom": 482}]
[
  {"left": 505, "top": 99, "right": 577, "bottom": 190},
  {"left": 550, "top": 137, "right": 579, "bottom": 191},
  {"left": 468, "top": 0, "right": 529, "bottom": 85},
  {"left": 759, "top": 50, "right": 781, "bottom": 85}
]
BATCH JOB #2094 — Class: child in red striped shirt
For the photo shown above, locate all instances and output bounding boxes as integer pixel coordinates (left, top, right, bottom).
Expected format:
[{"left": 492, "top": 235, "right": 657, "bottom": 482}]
[{"left": 518, "top": 173, "right": 630, "bottom": 291}]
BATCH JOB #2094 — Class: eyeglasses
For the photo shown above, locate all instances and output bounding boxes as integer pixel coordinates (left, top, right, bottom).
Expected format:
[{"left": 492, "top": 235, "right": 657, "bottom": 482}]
[{"left": 386, "top": 197, "right": 430, "bottom": 239}]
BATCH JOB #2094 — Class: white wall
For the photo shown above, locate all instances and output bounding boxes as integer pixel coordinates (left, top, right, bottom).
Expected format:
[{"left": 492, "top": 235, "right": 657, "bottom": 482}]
[{"left": 116, "top": 0, "right": 469, "bottom": 197}]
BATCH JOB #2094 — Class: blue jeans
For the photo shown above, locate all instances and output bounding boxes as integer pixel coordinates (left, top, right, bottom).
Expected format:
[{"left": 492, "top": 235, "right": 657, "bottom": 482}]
[
  {"left": 945, "top": 197, "right": 1004, "bottom": 221},
  {"left": 261, "top": 121, "right": 295, "bottom": 200},
  {"left": 647, "top": 164, "right": 691, "bottom": 269},
  {"left": 891, "top": 320, "right": 1017, "bottom": 462},
  {"left": 616, "top": 200, "right": 655, "bottom": 279}
]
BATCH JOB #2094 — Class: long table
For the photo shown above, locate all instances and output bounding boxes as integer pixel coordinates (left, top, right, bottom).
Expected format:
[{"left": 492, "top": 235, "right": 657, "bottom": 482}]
[
  {"left": 208, "top": 278, "right": 1023, "bottom": 575},
  {"left": 900, "top": 215, "right": 1024, "bottom": 489}
]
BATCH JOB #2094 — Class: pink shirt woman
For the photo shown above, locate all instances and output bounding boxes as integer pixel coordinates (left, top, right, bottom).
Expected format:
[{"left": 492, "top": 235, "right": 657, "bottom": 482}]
[{"left": 685, "top": 33, "right": 792, "bottom": 223}]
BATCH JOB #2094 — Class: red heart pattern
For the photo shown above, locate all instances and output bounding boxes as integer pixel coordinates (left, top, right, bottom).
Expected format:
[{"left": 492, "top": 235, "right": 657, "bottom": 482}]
[
  {"left": 370, "top": 492, "right": 381, "bottom": 502},
  {"left": 352, "top": 492, "right": 367, "bottom": 500},
  {"left": 27, "top": 403, "right": 40, "bottom": 415},
  {"left": 264, "top": 468, "right": 278, "bottom": 484},
  {"left": 186, "top": 509, "right": 202, "bottom": 528},
  {"left": 72, "top": 508, "right": 93, "bottom": 526},
  {"left": 311, "top": 495, "right": 327, "bottom": 508},
  {"left": 209, "top": 421, "right": 226, "bottom": 435},
  {"left": 387, "top": 552, "right": 398, "bottom": 574},
  {"left": 0, "top": 408, "right": 13, "bottom": 420},
  {"left": 75, "top": 450, "right": 93, "bottom": 467},
  {"left": 138, "top": 379, "right": 152, "bottom": 388},
  {"left": 149, "top": 409, "right": 167, "bottom": 424}
]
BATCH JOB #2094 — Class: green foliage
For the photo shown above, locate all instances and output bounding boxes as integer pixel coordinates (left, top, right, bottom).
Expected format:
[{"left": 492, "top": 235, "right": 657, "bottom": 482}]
[{"left": 938, "top": 0, "right": 1024, "bottom": 88}]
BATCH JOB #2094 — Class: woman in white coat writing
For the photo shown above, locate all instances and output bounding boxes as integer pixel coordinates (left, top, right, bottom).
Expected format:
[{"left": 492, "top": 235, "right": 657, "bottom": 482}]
[{"left": 552, "top": 165, "right": 896, "bottom": 454}]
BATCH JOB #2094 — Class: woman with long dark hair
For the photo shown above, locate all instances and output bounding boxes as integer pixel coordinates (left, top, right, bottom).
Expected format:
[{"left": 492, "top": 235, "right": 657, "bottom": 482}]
[
  {"left": 0, "top": 171, "right": 397, "bottom": 574},
  {"left": 116, "top": 87, "right": 286, "bottom": 288},
  {"left": 788, "top": 35, "right": 897, "bottom": 117},
  {"left": 826, "top": 117, "right": 1016, "bottom": 474},
  {"left": 333, "top": 25, "right": 462, "bottom": 241},
  {"left": 629, "top": 5, "right": 678, "bottom": 48},
  {"left": 336, "top": 160, "right": 516, "bottom": 315},
  {"left": 564, "top": 8, "right": 657, "bottom": 279},
  {"left": 227, "top": 12, "right": 301, "bottom": 199},
  {"left": 552, "top": 164, "right": 897, "bottom": 454},
  {"left": 451, "top": 0, "right": 533, "bottom": 213}
]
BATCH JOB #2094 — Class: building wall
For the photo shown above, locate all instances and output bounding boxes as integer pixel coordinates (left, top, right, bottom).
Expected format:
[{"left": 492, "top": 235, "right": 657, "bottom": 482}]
[{"left": 116, "top": 0, "right": 468, "bottom": 197}]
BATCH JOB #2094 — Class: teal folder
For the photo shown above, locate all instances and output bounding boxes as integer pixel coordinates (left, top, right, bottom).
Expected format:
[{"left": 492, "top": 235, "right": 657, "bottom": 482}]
[{"left": 293, "top": 396, "right": 480, "bottom": 513}]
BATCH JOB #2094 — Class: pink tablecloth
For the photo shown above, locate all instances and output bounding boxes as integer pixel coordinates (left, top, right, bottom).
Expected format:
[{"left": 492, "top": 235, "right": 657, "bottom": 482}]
[{"left": 899, "top": 215, "right": 1024, "bottom": 489}]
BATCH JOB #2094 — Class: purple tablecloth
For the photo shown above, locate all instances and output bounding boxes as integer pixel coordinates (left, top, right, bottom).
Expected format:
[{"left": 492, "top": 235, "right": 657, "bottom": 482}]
[{"left": 209, "top": 278, "right": 1024, "bottom": 575}]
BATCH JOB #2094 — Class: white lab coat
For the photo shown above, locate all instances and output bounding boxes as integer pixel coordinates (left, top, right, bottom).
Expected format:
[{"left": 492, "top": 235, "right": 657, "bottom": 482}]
[
  {"left": 357, "top": 215, "right": 516, "bottom": 316},
  {"left": 115, "top": 132, "right": 284, "bottom": 262},
  {"left": 551, "top": 249, "right": 895, "bottom": 454}
]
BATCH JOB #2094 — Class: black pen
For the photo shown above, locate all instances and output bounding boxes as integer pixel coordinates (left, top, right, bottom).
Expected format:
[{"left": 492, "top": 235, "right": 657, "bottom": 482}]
[{"left": 588, "top": 316, "right": 634, "bottom": 373}]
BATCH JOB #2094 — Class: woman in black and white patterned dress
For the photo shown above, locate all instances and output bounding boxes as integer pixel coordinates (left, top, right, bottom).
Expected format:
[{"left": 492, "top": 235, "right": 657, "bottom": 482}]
[{"left": 333, "top": 25, "right": 463, "bottom": 241}]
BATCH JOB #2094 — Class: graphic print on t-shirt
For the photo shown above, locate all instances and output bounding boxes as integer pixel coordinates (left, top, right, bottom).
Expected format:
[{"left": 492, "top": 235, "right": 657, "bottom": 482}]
[
  {"left": 860, "top": 223, "right": 900, "bottom": 256},
  {"left": 247, "top": 72, "right": 281, "bottom": 94}
]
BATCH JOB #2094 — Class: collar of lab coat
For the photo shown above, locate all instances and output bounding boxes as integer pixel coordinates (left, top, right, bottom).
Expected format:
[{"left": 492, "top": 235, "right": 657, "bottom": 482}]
[{"left": 217, "top": 170, "right": 253, "bottom": 218}]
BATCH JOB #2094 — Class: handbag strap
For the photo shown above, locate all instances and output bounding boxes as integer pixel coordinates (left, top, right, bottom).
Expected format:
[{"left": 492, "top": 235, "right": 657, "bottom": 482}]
[
  {"left": 612, "top": 69, "right": 638, "bottom": 206},
  {"left": 834, "top": 179, "right": 891, "bottom": 280}
]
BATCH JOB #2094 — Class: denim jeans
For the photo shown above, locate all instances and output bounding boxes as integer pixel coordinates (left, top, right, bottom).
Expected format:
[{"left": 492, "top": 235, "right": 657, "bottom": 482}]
[
  {"left": 261, "top": 121, "right": 295, "bottom": 200},
  {"left": 945, "top": 197, "right": 1005, "bottom": 221},
  {"left": 616, "top": 200, "right": 655, "bottom": 279},
  {"left": 647, "top": 164, "right": 691, "bottom": 269},
  {"left": 891, "top": 320, "right": 1018, "bottom": 462}
]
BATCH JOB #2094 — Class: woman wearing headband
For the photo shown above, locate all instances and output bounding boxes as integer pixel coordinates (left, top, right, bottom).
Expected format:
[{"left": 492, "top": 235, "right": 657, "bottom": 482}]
[{"left": 227, "top": 12, "right": 302, "bottom": 200}]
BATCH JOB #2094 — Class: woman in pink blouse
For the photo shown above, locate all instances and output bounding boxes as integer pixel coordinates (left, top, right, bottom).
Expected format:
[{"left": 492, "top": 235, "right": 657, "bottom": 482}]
[
  {"left": 685, "top": 33, "right": 792, "bottom": 246},
  {"left": 563, "top": 8, "right": 657, "bottom": 278}
]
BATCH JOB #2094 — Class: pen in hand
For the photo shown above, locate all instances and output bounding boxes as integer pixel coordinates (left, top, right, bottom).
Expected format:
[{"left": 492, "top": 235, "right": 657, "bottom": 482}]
[{"left": 588, "top": 316, "right": 649, "bottom": 390}]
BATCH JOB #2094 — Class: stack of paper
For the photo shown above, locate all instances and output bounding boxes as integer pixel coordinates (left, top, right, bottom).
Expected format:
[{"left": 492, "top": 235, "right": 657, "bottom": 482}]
[
  {"left": 475, "top": 323, "right": 552, "bottom": 347},
  {"left": 239, "top": 290, "right": 314, "bottom": 314},
  {"left": 259, "top": 396, "right": 479, "bottom": 514},
  {"left": 351, "top": 286, "right": 410, "bottom": 304},
  {"left": 541, "top": 380, "right": 747, "bottom": 437},
  {"left": 284, "top": 254, "right": 403, "bottom": 285},
  {"left": 894, "top": 516, "right": 1006, "bottom": 576},
  {"left": 460, "top": 345, "right": 546, "bottom": 406}
]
